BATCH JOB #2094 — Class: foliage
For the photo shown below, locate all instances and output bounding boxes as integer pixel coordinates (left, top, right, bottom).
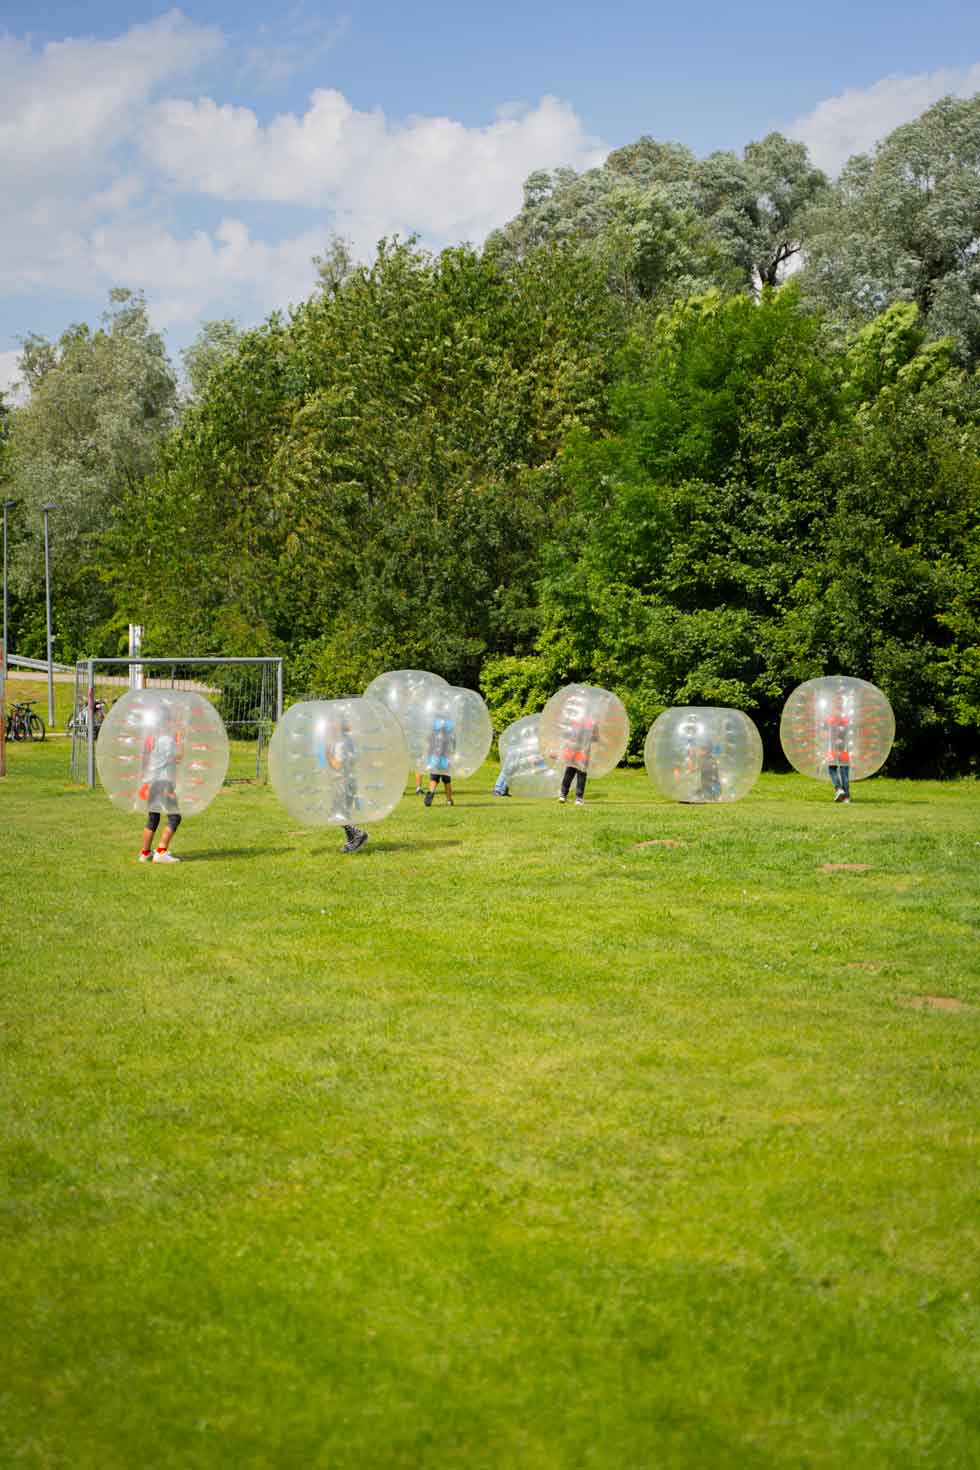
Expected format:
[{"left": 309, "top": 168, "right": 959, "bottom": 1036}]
[
  {"left": 532, "top": 286, "right": 980, "bottom": 773},
  {"left": 110, "top": 240, "right": 626, "bottom": 693},
  {"left": 487, "top": 131, "right": 828, "bottom": 302},
  {"left": 180, "top": 318, "right": 242, "bottom": 401},
  {"left": 3, "top": 290, "right": 177, "bottom": 660},
  {"left": 801, "top": 93, "right": 980, "bottom": 365}
]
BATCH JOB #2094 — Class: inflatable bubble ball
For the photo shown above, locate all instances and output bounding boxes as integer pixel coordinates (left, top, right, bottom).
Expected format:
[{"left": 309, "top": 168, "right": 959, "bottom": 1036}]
[
  {"left": 418, "top": 684, "right": 493, "bottom": 781},
  {"left": 498, "top": 714, "right": 561, "bottom": 799},
  {"left": 269, "top": 697, "right": 409, "bottom": 826},
  {"left": 96, "top": 689, "right": 229, "bottom": 816},
  {"left": 539, "top": 685, "right": 630, "bottom": 780},
  {"left": 363, "top": 669, "right": 448, "bottom": 769},
  {"left": 780, "top": 675, "right": 895, "bottom": 782},
  {"left": 645, "top": 707, "right": 763, "bottom": 803}
]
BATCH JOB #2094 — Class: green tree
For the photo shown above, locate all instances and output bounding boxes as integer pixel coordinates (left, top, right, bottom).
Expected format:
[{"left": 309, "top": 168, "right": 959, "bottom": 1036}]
[
  {"left": 111, "top": 240, "right": 626, "bottom": 693},
  {"left": 697, "top": 132, "right": 829, "bottom": 288},
  {"left": 181, "top": 318, "right": 242, "bottom": 401},
  {"left": 802, "top": 93, "right": 980, "bottom": 364},
  {"left": 5, "top": 289, "right": 177, "bottom": 659},
  {"left": 516, "top": 286, "right": 979, "bottom": 772},
  {"left": 486, "top": 131, "right": 826, "bottom": 303}
]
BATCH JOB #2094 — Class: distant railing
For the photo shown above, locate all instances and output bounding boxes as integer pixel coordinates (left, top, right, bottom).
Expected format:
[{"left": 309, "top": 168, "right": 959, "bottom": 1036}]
[{"left": 7, "top": 654, "right": 74, "bottom": 674}]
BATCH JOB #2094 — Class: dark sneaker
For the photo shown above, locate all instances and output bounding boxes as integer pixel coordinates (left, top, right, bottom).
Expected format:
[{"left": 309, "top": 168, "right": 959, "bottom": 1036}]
[
  {"left": 348, "top": 829, "right": 369, "bottom": 853},
  {"left": 833, "top": 789, "right": 846, "bottom": 803},
  {"left": 423, "top": 792, "right": 434, "bottom": 807}
]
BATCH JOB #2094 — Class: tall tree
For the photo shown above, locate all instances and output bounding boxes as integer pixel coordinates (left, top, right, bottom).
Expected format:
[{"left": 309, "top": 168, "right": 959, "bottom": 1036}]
[
  {"left": 5, "top": 289, "right": 177, "bottom": 659},
  {"left": 802, "top": 93, "right": 980, "bottom": 364},
  {"left": 181, "top": 319, "right": 242, "bottom": 401},
  {"left": 485, "top": 131, "right": 826, "bottom": 301},
  {"left": 110, "top": 241, "right": 626, "bottom": 693},
  {"left": 697, "top": 133, "right": 829, "bottom": 288}
]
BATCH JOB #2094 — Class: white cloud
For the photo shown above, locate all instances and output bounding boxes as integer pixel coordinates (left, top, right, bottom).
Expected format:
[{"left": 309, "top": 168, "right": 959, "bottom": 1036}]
[
  {"left": 0, "top": 11, "right": 221, "bottom": 190},
  {"left": 0, "top": 4, "right": 601, "bottom": 343},
  {"left": 140, "top": 89, "right": 604, "bottom": 244},
  {"left": 786, "top": 63, "right": 980, "bottom": 175}
]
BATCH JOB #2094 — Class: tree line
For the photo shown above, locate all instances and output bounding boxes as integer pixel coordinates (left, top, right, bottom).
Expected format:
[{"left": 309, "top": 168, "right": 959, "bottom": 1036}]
[{"left": 2, "top": 95, "right": 978, "bottom": 774}]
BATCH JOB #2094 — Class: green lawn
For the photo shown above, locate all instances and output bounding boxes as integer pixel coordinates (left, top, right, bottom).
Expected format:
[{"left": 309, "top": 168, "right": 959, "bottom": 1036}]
[{"left": 1, "top": 742, "right": 978, "bottom": 1468}]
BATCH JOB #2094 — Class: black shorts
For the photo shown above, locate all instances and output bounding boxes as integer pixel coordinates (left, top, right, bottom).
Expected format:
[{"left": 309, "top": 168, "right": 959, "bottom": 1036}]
[{"left": 428, "top": 773, "right": 452, "bottom": 784}]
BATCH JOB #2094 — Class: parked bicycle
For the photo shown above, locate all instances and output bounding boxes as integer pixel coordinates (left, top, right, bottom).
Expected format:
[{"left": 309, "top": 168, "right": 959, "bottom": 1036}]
[
  {"left": 5, "top": 699, "right": 46, "bottom": 742},
  {"left": 67, "top": 697, "right": 110, "bottom": 739}
]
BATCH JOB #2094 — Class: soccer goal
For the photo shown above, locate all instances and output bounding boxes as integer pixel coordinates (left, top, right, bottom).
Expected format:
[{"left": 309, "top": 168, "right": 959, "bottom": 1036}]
[{"left": 69, "top": 656, "right": 284, "bottom": 788}]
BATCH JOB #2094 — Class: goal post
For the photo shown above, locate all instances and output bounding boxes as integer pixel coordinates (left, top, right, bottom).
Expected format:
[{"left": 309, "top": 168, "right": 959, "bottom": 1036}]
[{"left": 70, "top": 656, "right": 284, "bottom": 788}]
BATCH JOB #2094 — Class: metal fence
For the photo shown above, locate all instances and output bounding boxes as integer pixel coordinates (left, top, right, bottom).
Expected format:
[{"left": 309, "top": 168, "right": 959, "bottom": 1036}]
[{"left": 70, "top": 657, "right": 284, "bottom": 787}]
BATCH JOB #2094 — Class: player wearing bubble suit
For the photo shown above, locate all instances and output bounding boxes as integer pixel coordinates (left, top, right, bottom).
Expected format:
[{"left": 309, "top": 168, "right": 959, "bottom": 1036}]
[
  {"left": 539, "top": 685, "right": 630, "bottom": 807},
  {"left": 494, "top": 714, "right": 560, "bottom": 800},
  {"left": 644, "top": 707, "right": 762, "bottom": 804},
  {"left": 423, "top": 711, "right": 456, "bottom": 807},
  {"left": 779, "top": 675, "right": 895, "bottom": 804},
  {"left": 96, "top": 690, "right": 230, "bottom": 865},
  {"left": 362, "top": 668, "right": 449, "bottom": 795},
  {"left": 269, "top": 697, "right": 408, "bottom": 852},
  {"left": 137, "top": 702, "right": 183, "bottom": 863},
  {"left": 316, "top": 713, "right": 368, "bottom": 852}
]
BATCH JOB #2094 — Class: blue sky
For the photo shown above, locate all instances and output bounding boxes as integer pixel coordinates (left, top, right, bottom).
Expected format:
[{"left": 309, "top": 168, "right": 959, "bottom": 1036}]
[{"left": 2, "top": 1, "right": 978, "bottom": 387}]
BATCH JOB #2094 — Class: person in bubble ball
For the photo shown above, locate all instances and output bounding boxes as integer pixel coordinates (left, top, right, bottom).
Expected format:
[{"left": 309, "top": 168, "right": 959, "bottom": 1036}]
[
  {"left": 824, "top": 691, "right": 853, "bottom": 805},
  {"left": 137, "top": 706, "right": 183, "bottom": 864},
  {"left": 318, "top": 714, "right": 369, "bottom": 853},
  {"left": 423, "top": 714, "right": 455, "bottom": 807},
  {"left": 557, "top": 711, "right": 598, "bottom": 806}
]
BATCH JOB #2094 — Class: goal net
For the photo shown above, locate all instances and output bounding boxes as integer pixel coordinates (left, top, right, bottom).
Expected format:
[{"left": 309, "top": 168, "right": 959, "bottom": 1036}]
[{"left": 69, "top": 656, "right": 283, "bottom": 787}]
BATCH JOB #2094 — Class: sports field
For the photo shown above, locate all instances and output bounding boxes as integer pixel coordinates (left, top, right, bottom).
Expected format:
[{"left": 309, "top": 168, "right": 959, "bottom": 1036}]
[{"left": 1, "top": 742, "right": 978, "bottom": 1468}]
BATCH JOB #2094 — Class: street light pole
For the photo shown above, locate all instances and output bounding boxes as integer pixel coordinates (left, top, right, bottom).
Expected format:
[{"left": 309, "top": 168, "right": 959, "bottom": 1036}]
[
  {"left": 2, "top": 498, "right": 17, "bottom": 677},
  {"left": 42, "top": 502, "right": 58, "bottom": 728}
]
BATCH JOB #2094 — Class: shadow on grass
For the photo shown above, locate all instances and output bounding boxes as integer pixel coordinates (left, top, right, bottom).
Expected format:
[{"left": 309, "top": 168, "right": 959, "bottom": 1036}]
[
  {"left": 310, "top": 838, "right": 464, "bottom": 856},
  {"left": 180, "top": 846, "right": 292, "bottom": 862}
]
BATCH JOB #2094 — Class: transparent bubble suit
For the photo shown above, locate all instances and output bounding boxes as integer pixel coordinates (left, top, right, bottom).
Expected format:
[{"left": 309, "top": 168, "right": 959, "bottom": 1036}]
[
  {"left": 780, "top": 675, "right": 895, "bottom": 782},
  {"left": 362, "top": 669, "right": 448, "bottom": 768},
  {"left": 645, "top": 706, "right": 763, "bottom": 803},
  {"left": 269, "top": 697, "right": 409, "bottom": 826},
  {"left": 498, "top": 714, "right": 561, "bottom": 799},
  {"left": 96, "top": 688, "right": 229, "bottom": 816},
  {"left": 539, "top": 684, "right": 630, "bottom": 779},
  {"left": 419, "top": 684, "right": 493, "bottom": 781}
]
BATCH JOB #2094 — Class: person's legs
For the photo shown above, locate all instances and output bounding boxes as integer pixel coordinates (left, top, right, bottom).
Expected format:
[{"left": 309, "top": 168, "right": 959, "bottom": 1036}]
[
  {"left": 152, "top": 811, "right": 181, "bottom": 862},
  {"left": 559, "top": 766, "right": 574, "bottom": 802},
  {"left": 574, "top": 770, "right": 587, "bottom": 803},
  {"left": 828, "top": 765, "right": 845, "bottom": 802},
  {"left": 424, "top": 775, "right": 437, "bottom": 806},
  {"left": 139, "top": 810, "right": 160, "bottom": 860},
  {"left": 840, "top": 763, "right": 851, "bottom": 801},
  {"left": 445, "top": 779, "right": 454, "bottom": 806},
  {"left": 415, "top": 771, "right": 424, "bottom": 795}
]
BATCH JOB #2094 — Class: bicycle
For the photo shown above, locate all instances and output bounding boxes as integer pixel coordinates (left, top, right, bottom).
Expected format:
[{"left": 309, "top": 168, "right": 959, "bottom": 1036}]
[
  {"left": 67, "top": 697, "right": 110, "bottom": 740},
  {"left": 5, "top": 699, "right": 46, "bottom": 742}
]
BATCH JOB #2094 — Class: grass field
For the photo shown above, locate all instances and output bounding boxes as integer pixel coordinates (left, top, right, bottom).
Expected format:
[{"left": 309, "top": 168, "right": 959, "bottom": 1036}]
[{"left": 1, "top": 742, "right": 979, "bottom": 1468}]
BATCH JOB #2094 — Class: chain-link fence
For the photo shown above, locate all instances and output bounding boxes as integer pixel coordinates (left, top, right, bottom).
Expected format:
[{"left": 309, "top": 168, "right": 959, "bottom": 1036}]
[{"left": 69, "top": 657, "right": 283, "bottom": 786}]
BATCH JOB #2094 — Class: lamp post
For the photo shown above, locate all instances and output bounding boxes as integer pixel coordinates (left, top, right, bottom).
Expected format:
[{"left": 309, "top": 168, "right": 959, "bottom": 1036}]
[
  {"left": 2, "top": 498, "right": 17, "bottom": 676},
  {"left": 42, "top": 502, "right": 58, "bottom": 728}
]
